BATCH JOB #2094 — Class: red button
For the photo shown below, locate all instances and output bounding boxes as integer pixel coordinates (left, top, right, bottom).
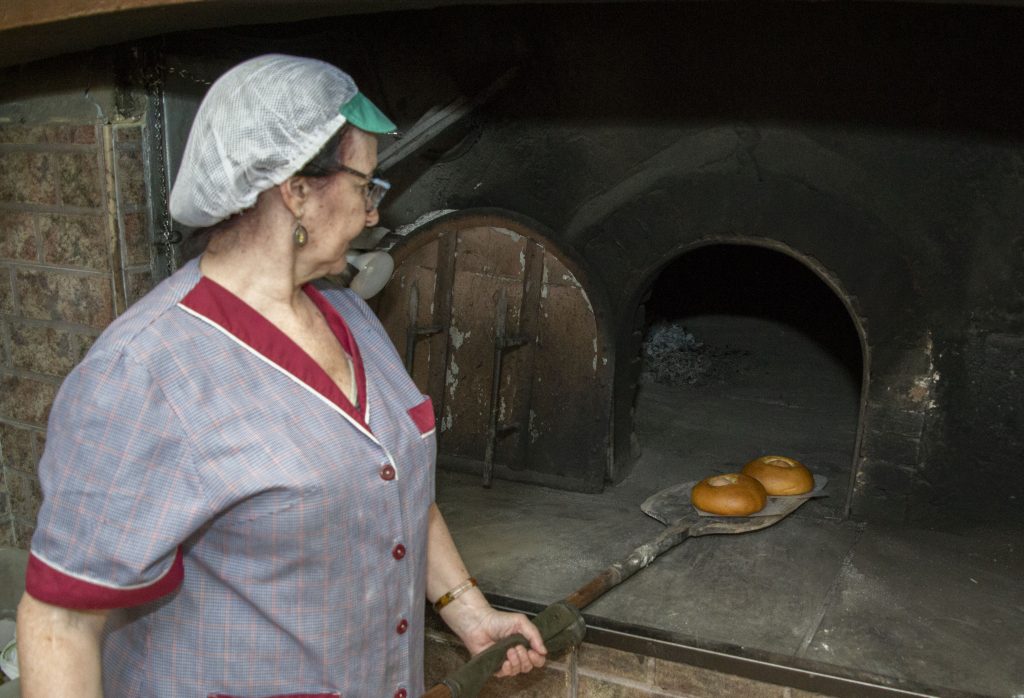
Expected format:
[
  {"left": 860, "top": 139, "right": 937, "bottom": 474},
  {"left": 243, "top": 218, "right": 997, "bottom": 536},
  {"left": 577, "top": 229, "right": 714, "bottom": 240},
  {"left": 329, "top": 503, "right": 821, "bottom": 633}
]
[
  {"left": 380, "top": 464, "right": 396, "bottom": 481},
  {"left": 392, "top": 544, "right": 406, "bottom": 560},
  {"left": 396, "top": 619, "right": 408, "bottom": 634},
  {"left": 394, "top": 690, "right": 407, "bottom": 698}
]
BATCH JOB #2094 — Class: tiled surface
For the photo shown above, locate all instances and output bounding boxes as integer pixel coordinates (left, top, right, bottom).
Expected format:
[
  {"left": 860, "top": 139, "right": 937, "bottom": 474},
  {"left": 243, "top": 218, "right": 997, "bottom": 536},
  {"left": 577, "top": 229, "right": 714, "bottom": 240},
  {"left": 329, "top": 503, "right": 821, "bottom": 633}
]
[
  {"left": 13, "top": 268, "right": 115, "bottom": 326},
  {"left": 9, "top": 321, "right": 79, "bottom": 376},
  {"left": 38, "top": 213, "right": 110, "bottom": 270},
  {"left": 122, "top": 211, "right": 151, "bottom": 266},
  {"left": 0, "top": 374, "right": 58, "bottom": 426},
  {"left": 0, "top": 212, "right": 37, "bottom": 261},
  {"left": 0, "top": 423, "right": 39, "bottom": 472},
  {"left": 56, "top": 151, "right": 103, "bottom": 208},
  {"left": 0, "top": 152, "right": 57, "bottom": 205},
  {"left": 0, "top": 272, "right": 12, "bottom": 315},
  {"left": 125, "top": 269, "right": 154, "bottom": 305},
  {"left": 0, "top": 119, "right": 151, "bottom": 547},
  {"left": 0, "top": 124, "right": 96, "bottom": 145},
  {"left": 115, "top": 147, "right": 147, "bottom": 209},
  {"left": 12, "top": 520, "right": 34, "bottom": 549},
  {"left": 5, "top": 468, "right": 42, "bottom": 521}
]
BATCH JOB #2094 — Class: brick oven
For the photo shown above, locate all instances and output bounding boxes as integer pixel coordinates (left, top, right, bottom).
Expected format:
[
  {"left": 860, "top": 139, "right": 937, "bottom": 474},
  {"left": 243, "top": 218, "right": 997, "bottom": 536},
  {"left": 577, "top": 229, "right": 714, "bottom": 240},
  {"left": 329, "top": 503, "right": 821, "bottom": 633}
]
[{"left": 1, "top": 2, "right": 1022, "bottom": 697}]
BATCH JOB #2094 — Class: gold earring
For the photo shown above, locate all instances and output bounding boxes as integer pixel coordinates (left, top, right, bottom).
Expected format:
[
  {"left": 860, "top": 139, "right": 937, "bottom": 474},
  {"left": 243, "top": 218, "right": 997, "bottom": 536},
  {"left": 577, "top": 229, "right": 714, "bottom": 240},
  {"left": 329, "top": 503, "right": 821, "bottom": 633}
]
[{"left": 293, "top": 218, "right": 308, "bottom": 247}]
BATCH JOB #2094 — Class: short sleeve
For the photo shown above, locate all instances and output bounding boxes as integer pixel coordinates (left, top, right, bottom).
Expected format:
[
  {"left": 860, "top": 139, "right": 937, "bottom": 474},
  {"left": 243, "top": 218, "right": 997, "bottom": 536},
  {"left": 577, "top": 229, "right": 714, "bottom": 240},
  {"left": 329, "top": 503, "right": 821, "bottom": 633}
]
[{"left": 27, "top": 349, "right": 212, "bottom": 609}]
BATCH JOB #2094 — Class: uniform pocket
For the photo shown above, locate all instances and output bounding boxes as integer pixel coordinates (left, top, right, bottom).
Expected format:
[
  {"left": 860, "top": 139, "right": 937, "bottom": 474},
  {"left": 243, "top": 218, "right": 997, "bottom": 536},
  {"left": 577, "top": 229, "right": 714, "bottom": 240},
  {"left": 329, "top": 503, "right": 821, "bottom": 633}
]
[{"left": 407, "top": 396, "right": 435, "bottom": 437}]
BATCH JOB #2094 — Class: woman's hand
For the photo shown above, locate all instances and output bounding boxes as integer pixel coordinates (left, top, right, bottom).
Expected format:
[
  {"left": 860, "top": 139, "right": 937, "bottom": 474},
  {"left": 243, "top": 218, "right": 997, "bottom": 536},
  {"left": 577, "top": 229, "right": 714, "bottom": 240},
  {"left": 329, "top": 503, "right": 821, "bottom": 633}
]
[{"left": 441, "top": 601, "right": 547, "bottom": 677}]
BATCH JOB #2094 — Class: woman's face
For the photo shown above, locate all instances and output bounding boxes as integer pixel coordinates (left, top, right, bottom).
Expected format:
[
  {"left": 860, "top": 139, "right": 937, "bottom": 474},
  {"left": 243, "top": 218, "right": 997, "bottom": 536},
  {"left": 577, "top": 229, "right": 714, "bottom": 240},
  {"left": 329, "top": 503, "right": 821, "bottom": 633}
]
[{"left": 302, "top": 129, "right": 380, "bottom": 276}]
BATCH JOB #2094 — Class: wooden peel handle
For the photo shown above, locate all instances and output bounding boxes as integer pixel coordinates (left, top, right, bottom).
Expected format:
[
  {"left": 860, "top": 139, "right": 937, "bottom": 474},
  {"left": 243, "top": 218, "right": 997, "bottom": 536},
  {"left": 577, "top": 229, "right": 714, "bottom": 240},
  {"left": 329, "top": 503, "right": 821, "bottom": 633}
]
[
  {"left": 565, "top": 522, "right": 691, "bottom": 608},
  {"left": 422, "top": 601, "right": 585, "bottom": 698}
]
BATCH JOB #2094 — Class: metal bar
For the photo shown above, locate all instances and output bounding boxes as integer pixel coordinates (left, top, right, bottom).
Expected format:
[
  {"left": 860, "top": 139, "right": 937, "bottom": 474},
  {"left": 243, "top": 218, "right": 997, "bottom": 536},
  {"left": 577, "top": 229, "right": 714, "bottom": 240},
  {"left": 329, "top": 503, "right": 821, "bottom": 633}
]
[
  {"left": 404, "top": 280, "right": 445, "bottom": 375},
  {"left": 482, "top": 290, "right": 508, "bottom": 488},
  {"left": 506, "top": 241, "right": 544, "bottom": 470},
  {"left": 482, "top": 281, "right": 533, "bottom": 487},
  {"left": 427, "top": 230, "right": 458, "bottom": 431},
  {"left": 404, "top": 280, "right": 420, "bottom": 374}
]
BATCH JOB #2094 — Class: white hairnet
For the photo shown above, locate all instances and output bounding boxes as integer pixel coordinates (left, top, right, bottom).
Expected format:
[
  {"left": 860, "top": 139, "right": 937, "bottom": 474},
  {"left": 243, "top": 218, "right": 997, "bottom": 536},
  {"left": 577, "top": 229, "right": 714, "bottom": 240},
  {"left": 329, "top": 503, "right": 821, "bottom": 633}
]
[{"left": 169, "top": 54, "right": 396, "bottom": 228}]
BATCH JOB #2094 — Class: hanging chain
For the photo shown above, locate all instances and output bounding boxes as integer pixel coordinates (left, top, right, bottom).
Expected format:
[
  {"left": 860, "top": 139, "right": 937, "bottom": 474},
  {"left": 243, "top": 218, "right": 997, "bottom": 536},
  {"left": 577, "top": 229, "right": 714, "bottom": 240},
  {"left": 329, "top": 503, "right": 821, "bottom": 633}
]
[
  {"left": 140, "top": 53, "right": 213, "bottom": 277},
  {"left": 139, "top": 50, "right": 180, "bottom": 277},
  {"left": 164, "top": 65, "right": 213, "bottom": 88}
]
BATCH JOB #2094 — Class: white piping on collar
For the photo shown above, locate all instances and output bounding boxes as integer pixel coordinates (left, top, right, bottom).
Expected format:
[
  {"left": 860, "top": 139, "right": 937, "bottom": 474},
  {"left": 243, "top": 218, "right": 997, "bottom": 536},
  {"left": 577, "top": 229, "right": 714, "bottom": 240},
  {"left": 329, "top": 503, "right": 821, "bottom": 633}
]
[{"left": 177, "top": 303, "right": 389, "bottom": 459}]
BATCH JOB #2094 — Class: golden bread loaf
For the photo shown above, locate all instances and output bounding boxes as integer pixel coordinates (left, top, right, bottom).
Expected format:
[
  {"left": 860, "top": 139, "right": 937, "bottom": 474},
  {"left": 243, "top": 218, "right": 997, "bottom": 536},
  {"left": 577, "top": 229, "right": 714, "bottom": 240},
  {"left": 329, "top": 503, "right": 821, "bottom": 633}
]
[
  {"left": 741, "top": 455, "right": 814, "bottom": 495},
  {"left": 690, "top": 473, "right": 768, "bottom": 516}
]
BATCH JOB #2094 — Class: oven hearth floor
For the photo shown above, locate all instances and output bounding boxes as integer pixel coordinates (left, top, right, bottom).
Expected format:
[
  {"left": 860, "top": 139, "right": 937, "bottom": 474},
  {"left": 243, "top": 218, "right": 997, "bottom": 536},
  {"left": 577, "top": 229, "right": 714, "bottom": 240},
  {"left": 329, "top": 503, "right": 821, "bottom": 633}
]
[{"left": 435, "top": 315, "right": 1023, "bottom": 698}]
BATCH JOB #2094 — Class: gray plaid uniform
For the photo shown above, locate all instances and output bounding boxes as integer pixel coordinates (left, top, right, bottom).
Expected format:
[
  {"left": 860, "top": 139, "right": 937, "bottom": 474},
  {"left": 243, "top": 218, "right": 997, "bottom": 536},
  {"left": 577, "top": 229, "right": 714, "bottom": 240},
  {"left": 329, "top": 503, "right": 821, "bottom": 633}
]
[{"left": 29, "top": 259, "right": 435, "bottom": 698}]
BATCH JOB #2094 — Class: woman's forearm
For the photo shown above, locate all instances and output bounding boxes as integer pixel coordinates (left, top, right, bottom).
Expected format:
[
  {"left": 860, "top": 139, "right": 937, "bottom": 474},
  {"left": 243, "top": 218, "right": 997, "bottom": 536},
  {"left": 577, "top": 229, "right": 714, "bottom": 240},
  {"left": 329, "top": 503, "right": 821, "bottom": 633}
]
[
  {"left": 16, "top": 592, "right": 108, "bottom": 698},
  {"left": 425, "top": 502, "right": 496, "bottom": 639},
  {"left": 425, "top": 502, "right": 475, "bottom": 603}
]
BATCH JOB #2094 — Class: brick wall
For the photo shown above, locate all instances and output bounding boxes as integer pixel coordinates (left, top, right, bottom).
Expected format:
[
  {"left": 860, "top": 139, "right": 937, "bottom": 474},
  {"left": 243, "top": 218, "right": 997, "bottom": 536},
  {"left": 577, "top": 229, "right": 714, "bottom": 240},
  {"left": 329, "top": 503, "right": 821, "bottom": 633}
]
[{"left": 0, "top": 119, "right": 152, "bottom": 548}]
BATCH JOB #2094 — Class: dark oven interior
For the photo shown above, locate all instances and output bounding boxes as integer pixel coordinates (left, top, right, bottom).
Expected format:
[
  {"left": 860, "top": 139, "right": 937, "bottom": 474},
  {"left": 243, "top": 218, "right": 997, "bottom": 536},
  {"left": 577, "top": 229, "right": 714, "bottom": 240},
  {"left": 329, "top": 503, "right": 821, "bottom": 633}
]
[{"left": 2, "top": 2, "right": 1023, "bottom": 696}]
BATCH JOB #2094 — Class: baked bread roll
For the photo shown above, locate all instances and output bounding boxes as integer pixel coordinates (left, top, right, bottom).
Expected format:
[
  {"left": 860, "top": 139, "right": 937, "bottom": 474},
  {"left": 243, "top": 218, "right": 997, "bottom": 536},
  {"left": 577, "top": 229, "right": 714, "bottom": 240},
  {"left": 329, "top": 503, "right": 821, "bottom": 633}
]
[
  {"left": 690, "top": 473, "right": 767, "bottom": 516},
  {"left": 742, "top": 455, "right": 814, "bottom": 495}
]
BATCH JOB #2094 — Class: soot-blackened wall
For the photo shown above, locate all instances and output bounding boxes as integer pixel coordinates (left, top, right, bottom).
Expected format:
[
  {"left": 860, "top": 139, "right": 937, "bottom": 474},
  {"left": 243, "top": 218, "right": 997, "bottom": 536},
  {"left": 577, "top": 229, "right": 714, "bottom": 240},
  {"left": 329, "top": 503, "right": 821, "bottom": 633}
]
[
  {"left": 136, "top": 1, "right": 1024, "bottom": 530},
  {"left": 370, "top": 2, "right": 1024, "bottom": 530}
]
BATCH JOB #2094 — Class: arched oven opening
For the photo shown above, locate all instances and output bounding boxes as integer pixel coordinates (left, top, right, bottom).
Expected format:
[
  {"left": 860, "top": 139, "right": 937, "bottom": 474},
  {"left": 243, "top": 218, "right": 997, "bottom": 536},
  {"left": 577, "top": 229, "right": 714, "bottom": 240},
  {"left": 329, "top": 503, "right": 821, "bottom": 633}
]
[{"left": 627, "top": 242, "right": 864, "bottom": 521}]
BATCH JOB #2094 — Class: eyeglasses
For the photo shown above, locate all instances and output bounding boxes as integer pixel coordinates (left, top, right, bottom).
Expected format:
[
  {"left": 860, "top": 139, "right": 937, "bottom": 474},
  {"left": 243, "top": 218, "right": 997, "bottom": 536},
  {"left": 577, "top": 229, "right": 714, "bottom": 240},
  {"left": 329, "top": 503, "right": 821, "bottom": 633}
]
[{"left": 332, "top": 164, "right": 392, "bottom": 212}]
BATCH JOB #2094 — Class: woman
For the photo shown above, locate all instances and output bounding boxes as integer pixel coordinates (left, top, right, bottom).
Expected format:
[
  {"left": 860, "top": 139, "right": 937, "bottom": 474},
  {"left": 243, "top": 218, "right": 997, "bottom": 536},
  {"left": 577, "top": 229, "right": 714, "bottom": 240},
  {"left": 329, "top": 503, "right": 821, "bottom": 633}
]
[{"left": 17, "top": 54, "right": 545, "bottom": 697}]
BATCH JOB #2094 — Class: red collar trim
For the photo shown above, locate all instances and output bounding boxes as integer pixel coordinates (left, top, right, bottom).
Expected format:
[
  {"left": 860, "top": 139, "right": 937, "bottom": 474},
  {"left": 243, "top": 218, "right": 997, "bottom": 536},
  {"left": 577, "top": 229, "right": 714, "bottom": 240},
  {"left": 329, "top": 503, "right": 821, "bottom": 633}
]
[{"left": 179, "top": 277, "right": 368, "bottom": 428}]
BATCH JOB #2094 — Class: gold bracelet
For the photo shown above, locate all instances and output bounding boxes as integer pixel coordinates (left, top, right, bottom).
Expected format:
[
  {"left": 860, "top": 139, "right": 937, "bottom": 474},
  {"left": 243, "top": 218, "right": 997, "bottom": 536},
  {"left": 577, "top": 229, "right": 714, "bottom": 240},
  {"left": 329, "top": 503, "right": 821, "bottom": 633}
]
[{"left": 433, "top": 577, "right": 477, "bottom": 613}]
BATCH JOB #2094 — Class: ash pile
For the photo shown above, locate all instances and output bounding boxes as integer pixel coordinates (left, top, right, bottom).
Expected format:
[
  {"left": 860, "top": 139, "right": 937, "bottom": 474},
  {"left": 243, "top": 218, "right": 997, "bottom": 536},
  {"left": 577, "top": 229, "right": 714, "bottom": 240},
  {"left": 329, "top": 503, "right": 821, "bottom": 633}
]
[{"left": 640, "top": 321, "right": 751, "bottom": 386}]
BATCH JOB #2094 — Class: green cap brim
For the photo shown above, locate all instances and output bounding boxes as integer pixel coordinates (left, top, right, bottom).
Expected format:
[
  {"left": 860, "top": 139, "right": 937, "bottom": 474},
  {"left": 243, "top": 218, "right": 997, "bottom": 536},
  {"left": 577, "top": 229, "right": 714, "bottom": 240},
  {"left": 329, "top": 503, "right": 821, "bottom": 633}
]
[{"left": 340, "top": 92, "right": 397, "bottom": 134}]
